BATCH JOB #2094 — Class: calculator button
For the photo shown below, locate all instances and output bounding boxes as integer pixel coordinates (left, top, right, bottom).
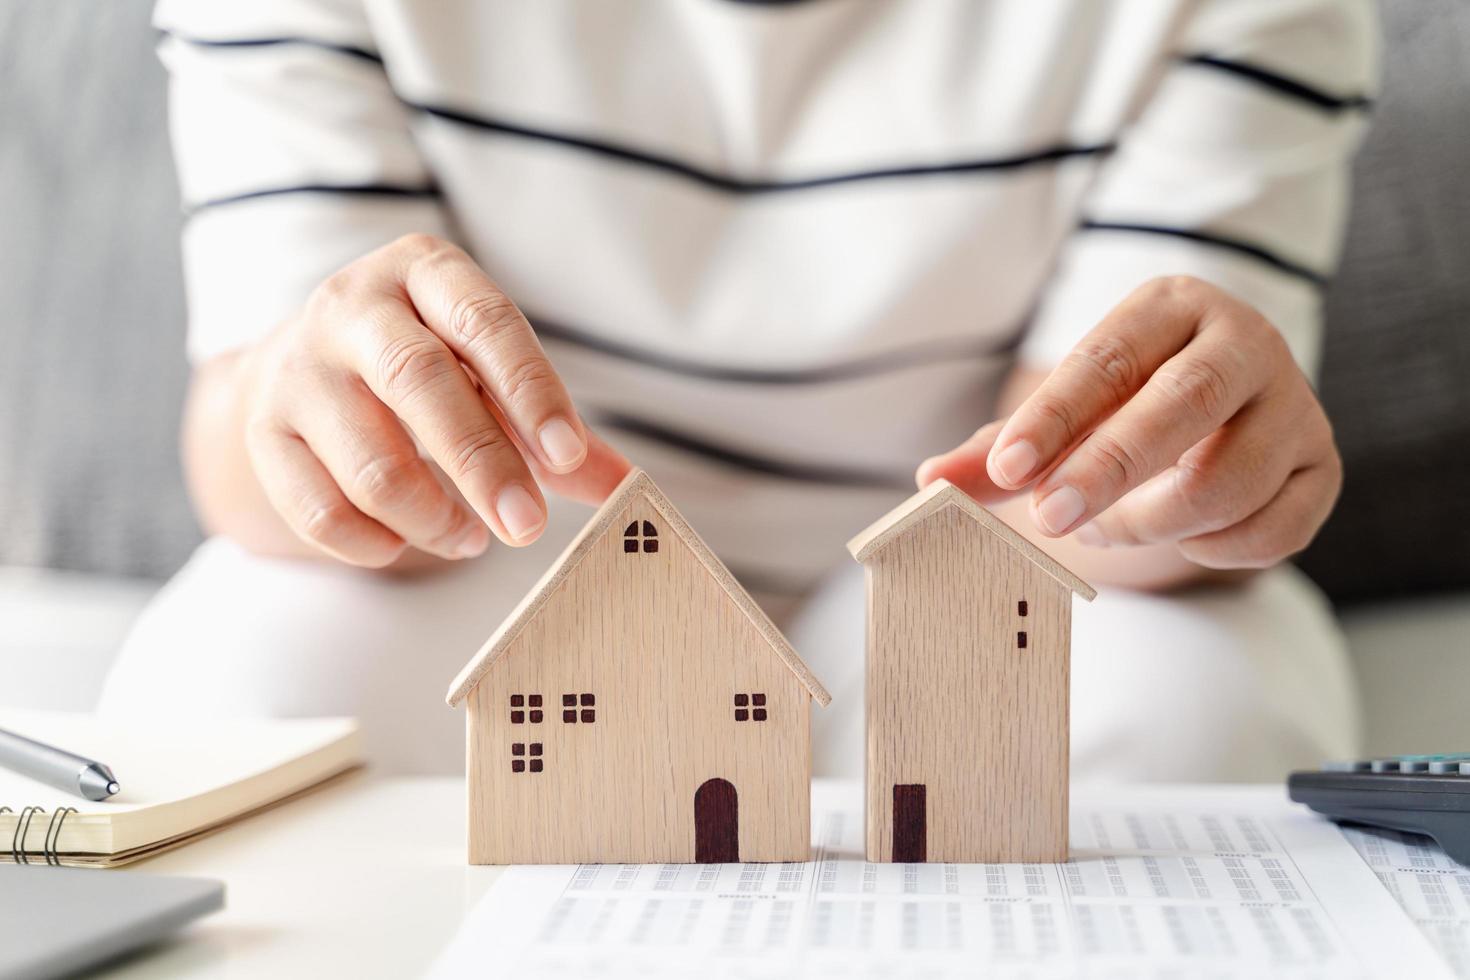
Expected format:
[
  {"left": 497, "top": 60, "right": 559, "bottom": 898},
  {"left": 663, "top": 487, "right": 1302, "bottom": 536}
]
[
  {"left": 1371, "top": 759, "right": 1400, "bottom": 773},
  {"left": 1430, "top": 761, "right": 1463, "bottom": 774},
  {"left": 1399, "top": 760, "right": 1430, "bottom": 773},
  {"left": 1324, "top": 760, "right": 1371, "bottom": 772}
]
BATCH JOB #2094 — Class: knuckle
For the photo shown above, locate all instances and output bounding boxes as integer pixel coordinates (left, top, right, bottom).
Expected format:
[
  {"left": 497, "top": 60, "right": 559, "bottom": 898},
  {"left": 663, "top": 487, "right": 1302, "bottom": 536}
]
[
  {"left": 446, "top": 424, "right": 516, "bottom": 479},
  {"left": 374, "top": 334, "right": 456, "bottom": 403},
  {"left": 1235, "top": 306, "right": 1274, "bottom": 343},
  {"left": 425, "top": 510, "right": 471, "bottom": 552},
  {"left": 1232, "top": 528, "right": 1289, "bottom": 569},
  {"left": 299, "top": 497, "right": 358, "bottom": 546},
  {"left": 1166, "top": 457, "right": 1219, "bottom": 526},
  {"left": 312, "top": 271, "right": 353, "bottom": 308},
  {"left": 1178, "top": 537, "right": 1242, "bottom": 570},
  {"left": 241, "top": 412, "right": 277, "bottom": 456},
  {"left": 271, "top": 340, "right": 336, "bottom": 391},
  {"left": 1029, "top": 394, "right": 1085, "bottom": 446},
  {"left": 491, "top": 356, "right": 559, "bottom": 409},
  {"left": 446, "top": 291, "right": 523, "bottom": 350},
  {"left": 1072, "top": 334, "right": 1143, "bottom": 406},
  {"left": 1083, "top": 431, "right": 1147, "bottom": 490},
  {"left": 351, "top": 451, "right": 431, "bottom": 511},
  {"left": 1154, "top": 359, "right": 1233, "bottom": 423},
  {"left": 1141, "top": 274, "right": 1207, "bottom": 306},
  {"left": 392, "top": 232, "right": 449, "bottom": 258}
]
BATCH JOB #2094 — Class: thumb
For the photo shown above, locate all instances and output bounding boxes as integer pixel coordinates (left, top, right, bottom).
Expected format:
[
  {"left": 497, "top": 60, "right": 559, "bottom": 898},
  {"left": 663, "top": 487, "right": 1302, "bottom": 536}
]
[{"left": 915, "top": 419, "right": 1013, "bottom": 505}]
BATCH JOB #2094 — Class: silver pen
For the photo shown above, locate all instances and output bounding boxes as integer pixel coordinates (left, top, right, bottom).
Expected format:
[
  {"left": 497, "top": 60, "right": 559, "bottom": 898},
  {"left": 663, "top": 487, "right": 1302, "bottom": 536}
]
[{"left": 0, "top": 727, "right": 120, "bottom": 801}]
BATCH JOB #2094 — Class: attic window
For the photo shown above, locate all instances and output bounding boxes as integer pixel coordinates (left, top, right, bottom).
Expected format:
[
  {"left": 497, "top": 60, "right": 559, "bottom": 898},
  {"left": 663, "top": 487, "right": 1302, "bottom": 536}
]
[
  {"left": 1018, "top": 600, "right": 1028, "bottom": 617},
  {"left": 734, "top": 693, "right": 767, "bottom": 722},
  {"left": 623, "top": 520, "right": 658, "bottom": 554}
]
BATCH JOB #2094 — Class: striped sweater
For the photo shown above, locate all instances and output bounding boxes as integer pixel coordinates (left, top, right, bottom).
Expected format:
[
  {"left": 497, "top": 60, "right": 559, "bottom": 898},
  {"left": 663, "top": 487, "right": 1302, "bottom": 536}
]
[{"left": 156, "top": 0, "right": 1377, "bottom": 593}]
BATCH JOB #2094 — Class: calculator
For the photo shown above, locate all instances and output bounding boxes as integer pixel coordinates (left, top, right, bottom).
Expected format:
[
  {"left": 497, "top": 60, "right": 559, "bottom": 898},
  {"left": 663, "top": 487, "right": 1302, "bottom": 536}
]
[{"left": 1288, "top": 754, "right": 1470, "bottom": 866}]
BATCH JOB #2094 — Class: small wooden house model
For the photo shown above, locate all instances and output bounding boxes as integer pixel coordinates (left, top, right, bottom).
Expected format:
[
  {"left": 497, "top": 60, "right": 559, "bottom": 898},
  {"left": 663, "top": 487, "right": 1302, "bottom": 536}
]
[
  {"left": 848, "top": 479, "right": 1095, "bottom": 864},
  {"left": 447, "top": 469, "right": 831, "bottom": 865}
]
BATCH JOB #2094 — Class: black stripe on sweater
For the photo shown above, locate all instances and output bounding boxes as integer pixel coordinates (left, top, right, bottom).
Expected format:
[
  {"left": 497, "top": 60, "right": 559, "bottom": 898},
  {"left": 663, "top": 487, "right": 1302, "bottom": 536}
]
[
  {"left": 593, "top": 410, "right": 914, "bottom": 490},
  {"left": 410, "top": 100, "right": 1113, "bottom": 194},
  {"left": 532, "top": 316, "right": 1019, "bottom": 386},
  {"left": 1080, "top": 221, "right": 1328, "bottom": 286},
  {"left": 1178, "top": 54, "right": 1373, "bottom": 113},
  {"left": 162, "top": 31, "right": 384, "bottom": 65},
  {"left": 186, "top": 182, "right": 440, "bottom": 214}
]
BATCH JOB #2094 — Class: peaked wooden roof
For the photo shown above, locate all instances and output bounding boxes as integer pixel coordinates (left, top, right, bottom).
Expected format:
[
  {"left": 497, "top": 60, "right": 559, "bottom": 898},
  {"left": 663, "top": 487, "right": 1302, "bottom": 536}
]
[
  {"left": 447, "top": 469, "right": 832, "bottom": 707},
  {"left": 847, "top": 479, "right": 1096, "bottom": 600}
]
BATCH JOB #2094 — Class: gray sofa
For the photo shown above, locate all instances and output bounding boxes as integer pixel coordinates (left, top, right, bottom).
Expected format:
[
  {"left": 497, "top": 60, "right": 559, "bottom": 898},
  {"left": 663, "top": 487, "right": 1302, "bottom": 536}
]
[{"left": 1, "top": 1, "right": 1466, "bottom": 756}]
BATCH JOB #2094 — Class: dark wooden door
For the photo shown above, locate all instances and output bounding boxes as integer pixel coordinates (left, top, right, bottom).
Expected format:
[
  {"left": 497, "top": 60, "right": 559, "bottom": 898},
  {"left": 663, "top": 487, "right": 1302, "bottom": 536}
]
[
  {"left": 695, "top": 778, "right": 739, "bottom": 863},
  {"left": 892, "top": 784, "right": 927, "bottom": 862}
]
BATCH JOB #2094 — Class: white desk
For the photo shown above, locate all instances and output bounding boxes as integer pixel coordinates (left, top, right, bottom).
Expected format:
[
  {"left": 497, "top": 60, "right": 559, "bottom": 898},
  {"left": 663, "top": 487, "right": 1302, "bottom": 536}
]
[
  {"left": 101, "top": 774, "right": 495, "bottom": 979},
  {"left": 96, "top": 776, "right": 1464, "bottom": 979}
]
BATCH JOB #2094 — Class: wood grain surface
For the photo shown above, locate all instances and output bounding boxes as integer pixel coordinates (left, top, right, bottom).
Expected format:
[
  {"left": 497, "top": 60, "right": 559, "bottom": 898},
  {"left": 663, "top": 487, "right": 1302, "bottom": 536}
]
[
  {"left": 858, "top": 495, "right": 1081, "bottom": 863},
  {"left": 460, "top": 471, "right": 825, "bottom": 864}
]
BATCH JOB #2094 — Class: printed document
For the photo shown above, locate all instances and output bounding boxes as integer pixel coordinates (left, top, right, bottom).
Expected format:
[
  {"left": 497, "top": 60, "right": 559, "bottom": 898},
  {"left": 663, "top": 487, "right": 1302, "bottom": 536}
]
[
  {"left": 1345, "top": 823, "right": 1470, "bottom": 978},
  {"left": 431, "top": 781, "right": 1450, "bottom": 978}
]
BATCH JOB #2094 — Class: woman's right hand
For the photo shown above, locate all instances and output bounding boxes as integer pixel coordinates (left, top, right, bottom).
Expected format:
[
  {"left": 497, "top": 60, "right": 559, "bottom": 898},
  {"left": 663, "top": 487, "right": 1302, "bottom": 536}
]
[{"left": 233, "top": 233, "right": 629, "bottom": 568}]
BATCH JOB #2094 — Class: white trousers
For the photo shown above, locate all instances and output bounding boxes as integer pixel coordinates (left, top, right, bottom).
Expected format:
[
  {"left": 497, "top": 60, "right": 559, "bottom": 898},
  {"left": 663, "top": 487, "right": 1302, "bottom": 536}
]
[{"left": 98, "top": 506, "right": 1359, "bottom": 782}]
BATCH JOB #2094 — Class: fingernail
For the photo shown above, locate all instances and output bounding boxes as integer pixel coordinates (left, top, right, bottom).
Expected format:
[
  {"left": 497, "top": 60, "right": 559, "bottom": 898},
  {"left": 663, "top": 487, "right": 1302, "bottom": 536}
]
[
  {"left": 538, "top": 418, "right": 586, "bottom": 470},
  {"left": 991, "top": 440, "right": 1039, "bottom": 487},
  {"left": 495, "top": 485, "right": 545, "bottom": 543},
  {"left": 454, "top": 522, "right": 490, "bottom": 559},
  {"left": 1073, "top": 521, "right": 1109, "bottom": 548},
  {"left": 1036, "top": 486, "right": 1086, "bottom": 535}
]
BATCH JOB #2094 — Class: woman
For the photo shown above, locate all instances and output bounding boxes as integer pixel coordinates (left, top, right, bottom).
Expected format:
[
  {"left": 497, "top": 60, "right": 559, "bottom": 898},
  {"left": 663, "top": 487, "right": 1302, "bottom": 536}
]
[{"left": 101, "top": 0, "right": 1375, "bottom": 778}]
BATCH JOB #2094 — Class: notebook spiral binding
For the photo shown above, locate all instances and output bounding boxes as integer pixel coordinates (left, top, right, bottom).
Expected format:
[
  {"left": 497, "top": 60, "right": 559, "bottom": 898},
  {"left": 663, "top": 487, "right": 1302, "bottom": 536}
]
[{"left": 3, "top": 805, "right": 78, "bottom": 866}]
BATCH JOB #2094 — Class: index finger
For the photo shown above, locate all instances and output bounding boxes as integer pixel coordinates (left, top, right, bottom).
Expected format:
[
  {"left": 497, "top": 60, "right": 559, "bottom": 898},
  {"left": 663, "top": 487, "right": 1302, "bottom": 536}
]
[
  {"left": 396, "top": 237, "right": 590, "bottom": 476},
  {"left": 986, "top": 277, "right": 1214, "bottom": 491}
]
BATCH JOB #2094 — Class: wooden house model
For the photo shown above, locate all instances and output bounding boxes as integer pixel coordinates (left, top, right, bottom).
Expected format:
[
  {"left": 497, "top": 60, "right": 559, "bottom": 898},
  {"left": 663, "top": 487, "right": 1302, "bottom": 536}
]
[
  {"left": 848, "top": 479, "right": 1095, "bottom": 864},
  {"left": 447, "top": 469, "right": 831, "bottom": 865}
]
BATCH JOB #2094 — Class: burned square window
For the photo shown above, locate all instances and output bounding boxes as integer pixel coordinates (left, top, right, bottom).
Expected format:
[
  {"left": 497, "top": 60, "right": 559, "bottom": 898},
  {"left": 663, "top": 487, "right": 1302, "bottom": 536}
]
[
  {"left": 511, "top": 742, "right": 543, "bottom": 774},
  {"left": 563, "top": 693, "right": 596, "bottom": 723},
  {"left": 734, "top": 693, "right": 768, "bottom": 722},
  {"left": 510, "top": 693, "right": 542, "bottom": 724}
]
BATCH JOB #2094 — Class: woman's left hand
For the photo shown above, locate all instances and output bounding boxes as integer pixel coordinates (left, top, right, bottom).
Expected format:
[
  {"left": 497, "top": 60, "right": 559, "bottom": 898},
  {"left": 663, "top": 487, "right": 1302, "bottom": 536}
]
[{"left": 919, "top": 276, "right": 1342, "bottom": 570}]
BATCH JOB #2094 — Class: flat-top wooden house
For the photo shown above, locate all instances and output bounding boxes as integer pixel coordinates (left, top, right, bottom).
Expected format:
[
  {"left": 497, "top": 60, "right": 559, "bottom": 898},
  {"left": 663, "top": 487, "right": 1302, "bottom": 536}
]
[
  {"left": 848, "top": 479, "right": 1095, "bottom": 864},
  {"left": 447, "top": 469, "right": 831, "bottom": 865}
]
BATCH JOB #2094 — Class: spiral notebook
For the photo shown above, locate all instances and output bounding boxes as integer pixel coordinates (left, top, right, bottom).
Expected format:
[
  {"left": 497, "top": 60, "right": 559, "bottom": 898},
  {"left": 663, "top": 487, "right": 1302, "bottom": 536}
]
[{"left": 0, "top": 709, "right": 361, "bottom": 868}]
